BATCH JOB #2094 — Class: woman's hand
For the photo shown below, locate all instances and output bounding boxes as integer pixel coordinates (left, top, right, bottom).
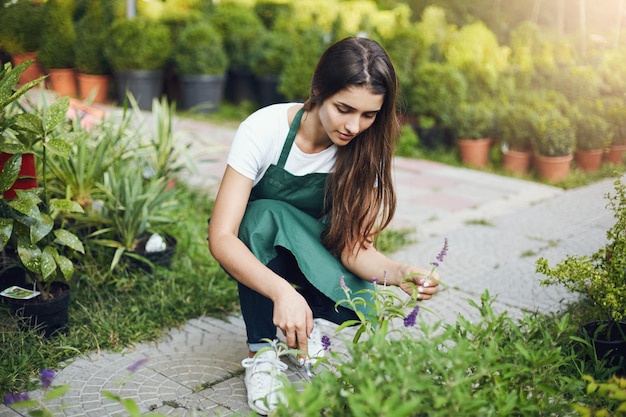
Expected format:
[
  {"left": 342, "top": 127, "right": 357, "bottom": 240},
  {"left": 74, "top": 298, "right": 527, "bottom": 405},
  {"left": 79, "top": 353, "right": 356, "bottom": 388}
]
[
  {"left": 272, "top": 288, "right": 314, "bottom": 356},
  {"left": 399, "top": 266, "right": 440, "bottom": 300}
]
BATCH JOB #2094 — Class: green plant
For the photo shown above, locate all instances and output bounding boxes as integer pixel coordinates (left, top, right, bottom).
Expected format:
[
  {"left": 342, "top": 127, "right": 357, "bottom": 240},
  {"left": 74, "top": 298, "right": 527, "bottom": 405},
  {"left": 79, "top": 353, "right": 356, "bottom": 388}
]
[
  {"left": 603, "top": 97, "right": 626, "bottom": 147},
  {"left": 573, "top": 111, "right": 612, "bottom": 151},
  {"left": 536, "top": 174, "right": 626, "bottom": 322},
  {"left": 37, "top": 0, "right": 77, "bottom": 70},
  {"left": 452, "top": 101, "right": 495, "bottom": 140},
  {"left": 530, "top": 108, "right": 576, "bottom": 157},
  {"left": 103, "top": 17, "right": 172, "bottom": 72},
  {"left": 407, "top": 62, "right": 468, "bottom": 127},
  {"left": 89, "top": 162, "right": 178, "bottom": 272},
  {"left": 248, "top": 30, "right": 295, "bottom": 76},
  {"left": 209, "top": 4, "right": 266, "bottom": 70},
  {"left": 0, "top": 0, "right": 45, "bottom": 56},
  {"left": 499, "top": 102, "right": 536, "bottom": 152},
  {"left": 74, "top": 0, "right": 111, "bottom": 75},
  {"left": 395, "top": 124, "right": 420, "bottom": 157},
  {"left": 573, "top": 375, "right": 626, "bottom": 416},
  {"left": 143, "top": 97, "right": 195, "bottom": 180},
  {"left": 275, "top": 290, "right": 581, "bottom": 417},
  {"left": 172, "top": 21, "right": 228, "bottom": 75},
  {"left": 277, "top": 26, "right": 328, "bottom": 101},
  {"left": 0, "top": 62, "right": 84, "bottom": 299}
]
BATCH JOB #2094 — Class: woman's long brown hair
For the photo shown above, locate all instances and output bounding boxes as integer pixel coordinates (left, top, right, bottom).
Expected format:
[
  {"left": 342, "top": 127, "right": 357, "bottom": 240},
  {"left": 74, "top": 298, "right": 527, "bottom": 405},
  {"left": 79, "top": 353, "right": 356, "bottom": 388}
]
[{"left": 303, "top": 37, "right": 400, "bottom": 257}]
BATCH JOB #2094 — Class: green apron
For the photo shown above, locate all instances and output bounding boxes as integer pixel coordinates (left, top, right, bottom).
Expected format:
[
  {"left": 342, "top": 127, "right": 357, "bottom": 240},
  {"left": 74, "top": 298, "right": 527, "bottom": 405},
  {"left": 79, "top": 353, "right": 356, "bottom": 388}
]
[{"left": 238, "top": 108, "right": 373, "bottom": 311}]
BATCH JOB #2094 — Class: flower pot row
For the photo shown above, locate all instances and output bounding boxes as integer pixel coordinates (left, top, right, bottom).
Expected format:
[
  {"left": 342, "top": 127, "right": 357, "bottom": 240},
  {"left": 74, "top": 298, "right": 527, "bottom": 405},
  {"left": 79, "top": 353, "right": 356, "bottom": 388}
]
[{"left": 458, "top": 137, "right": 626, "bottom": 183}]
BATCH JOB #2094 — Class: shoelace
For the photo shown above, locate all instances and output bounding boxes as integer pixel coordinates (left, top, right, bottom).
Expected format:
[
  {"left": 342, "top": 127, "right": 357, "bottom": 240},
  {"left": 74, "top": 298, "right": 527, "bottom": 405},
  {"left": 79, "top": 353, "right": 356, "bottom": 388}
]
[{"left": 241, "top": 354, "right": 288, "bottom": 373}]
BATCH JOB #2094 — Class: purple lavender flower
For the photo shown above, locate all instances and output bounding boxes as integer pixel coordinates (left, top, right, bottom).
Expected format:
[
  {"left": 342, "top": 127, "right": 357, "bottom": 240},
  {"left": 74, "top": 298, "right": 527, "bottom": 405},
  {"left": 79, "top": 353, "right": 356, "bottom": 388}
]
[
  {"left": 321, "top": 335, "right": 331, "bottom": 351},
  {"left": 339, "top": 276, "right": 347, "bottom": 290},
  {"left": 40, "top": 368, "right": 55, "bottom": 389},
  {"left": 127, "top": 358, "right": 149, "bottom": 373},
  {"left": 371, "top": 277, "right": 379, "bottom": 285},
  {"left": 436, "top": 238, "right": 448, "bottom": 263},
  {"left": 4, "top": 392, "right": 29, "bottom": 405},
  {"left": 403, "top": 305, "right": 420, "bottom": 327}
]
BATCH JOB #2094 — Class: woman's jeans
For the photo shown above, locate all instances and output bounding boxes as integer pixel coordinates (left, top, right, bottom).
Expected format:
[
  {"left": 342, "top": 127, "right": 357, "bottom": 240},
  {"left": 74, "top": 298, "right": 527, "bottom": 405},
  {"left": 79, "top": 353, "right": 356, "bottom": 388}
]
[{"left": 238, "top": 246, "right": 358, "bottom": 352}]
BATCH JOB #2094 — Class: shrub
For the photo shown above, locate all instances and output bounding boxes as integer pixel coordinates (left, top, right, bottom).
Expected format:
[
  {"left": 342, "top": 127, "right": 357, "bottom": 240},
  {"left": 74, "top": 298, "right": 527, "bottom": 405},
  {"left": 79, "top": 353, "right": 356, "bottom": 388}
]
[
  {"left": 406, "top": 62, "right": 467, "bottom": 127},
  {"left": 0, "top": 0, "right": 44, "bottom": 56},
  {"left": 248, "top": 30, "right": 295, "bottom": 76},
  {"left": 172, "top": 21, "right": 228, "bottom": 75},
  {"left": 37, "top": 0, "right": 77, "bottom": 70},
  {"left": 499, "top": 102, "right": 536, "bottom": 152},
  {"left": 104, "top": 17, "right": 172, "bottom": 72},
  {"left": 531, "top": 108, "right": 576, "bottom": 157},
  {"left": 74, "top": 0, "right": 111, "bottom": 75},
  {"left": 451, "top": 101, "right": 495, "bottom": 140}
]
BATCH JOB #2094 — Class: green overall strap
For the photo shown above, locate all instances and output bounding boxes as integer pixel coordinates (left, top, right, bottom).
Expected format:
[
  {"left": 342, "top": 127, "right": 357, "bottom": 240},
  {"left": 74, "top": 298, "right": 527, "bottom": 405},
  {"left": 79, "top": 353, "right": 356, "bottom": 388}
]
[{"left": 277, "top": 108, "right": 304, "bottom": 168}]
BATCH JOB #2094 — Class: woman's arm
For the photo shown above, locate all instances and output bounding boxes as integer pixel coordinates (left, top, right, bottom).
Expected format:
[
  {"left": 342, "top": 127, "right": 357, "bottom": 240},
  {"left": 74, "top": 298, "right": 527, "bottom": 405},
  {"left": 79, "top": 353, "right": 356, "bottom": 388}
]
[
  {"left": 340, "top": 242, "right": 439, "bottom": 300},
  {"left": 208, "top": 166, "right": 314, "bottom": 351}
]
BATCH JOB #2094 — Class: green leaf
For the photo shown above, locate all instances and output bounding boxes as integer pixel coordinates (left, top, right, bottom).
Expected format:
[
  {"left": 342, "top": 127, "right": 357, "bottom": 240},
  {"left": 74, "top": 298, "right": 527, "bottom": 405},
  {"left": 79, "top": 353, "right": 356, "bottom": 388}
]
[
  {"left": 17, "top": 238, "right": 42, "bottom": 275},
  {"left": 43, "top": 97, "right": 70, "bottom": 133},
  {"left": 14, "top": 113, "right": 44, "bottom": 136},
  {"left": 42, "top": 384, "right": 70, "bottom": 401},
  {"left": 54, "top": 229, "right": 85, "bottom": 253},
  {"left": 0, "top": 153, "right": 21, "bottom": 192},
  {"left": 8, "top": 190, "right": 41, "bottom": 217},
  {"left": 30, "top": 213, "right": 54, "bottom": 244},
  {"left": 44, "top": 138, "right": 71, "bottom": 159},
  {"left": 0, "top": 218, "right": 14, "bottom": 249},
  {"left": 50, "top": 198, "right": 84, "bottom": 213},
  {"left": 54, "top": 253, "right": 74, "bottom": 279},
  {"left": 40, "top": 246, "right": 57, "bottom": 280}
]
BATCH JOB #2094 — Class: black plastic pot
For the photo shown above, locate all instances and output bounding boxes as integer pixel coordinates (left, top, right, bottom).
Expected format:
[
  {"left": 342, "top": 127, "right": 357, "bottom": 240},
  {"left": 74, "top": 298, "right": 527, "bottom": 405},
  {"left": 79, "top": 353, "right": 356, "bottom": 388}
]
[
  {"left": 7, "top": 281, "right": 70, "bottom": 338},
  {"left": 179, "top": 74, "right": 225, "bottom": 114},
  {"left": 256, "top": 75, "right": 286, "bottom": 107},
  {"left": 581, "top": 321, "right": 626, "bottom": 374},
  {"left": 114, "top": 70, "right": 164, "bottom": 111}
]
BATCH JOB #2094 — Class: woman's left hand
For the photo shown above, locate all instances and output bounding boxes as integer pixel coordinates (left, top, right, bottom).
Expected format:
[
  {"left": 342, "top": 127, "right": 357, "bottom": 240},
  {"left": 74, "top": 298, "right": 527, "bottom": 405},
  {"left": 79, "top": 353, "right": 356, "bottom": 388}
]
[{"left": 399, "top": 267, "right": 439, "bottom": 300}]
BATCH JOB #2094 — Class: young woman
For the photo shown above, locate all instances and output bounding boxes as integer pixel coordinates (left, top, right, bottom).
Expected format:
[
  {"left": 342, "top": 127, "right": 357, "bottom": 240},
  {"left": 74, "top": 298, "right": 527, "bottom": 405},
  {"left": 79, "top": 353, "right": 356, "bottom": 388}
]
[{"left": 208, "top": 36, "right": 439, "bottom": 415}]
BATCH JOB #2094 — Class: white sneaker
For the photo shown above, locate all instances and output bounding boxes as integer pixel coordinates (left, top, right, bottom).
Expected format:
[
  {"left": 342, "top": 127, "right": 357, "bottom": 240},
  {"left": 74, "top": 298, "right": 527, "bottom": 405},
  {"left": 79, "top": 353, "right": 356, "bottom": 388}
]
[
  {"left": 289, "top": 318, "right": 328, "bottom": 377},
  {"left": 241, "top": 349, "right": 288, "bottom": 415}
]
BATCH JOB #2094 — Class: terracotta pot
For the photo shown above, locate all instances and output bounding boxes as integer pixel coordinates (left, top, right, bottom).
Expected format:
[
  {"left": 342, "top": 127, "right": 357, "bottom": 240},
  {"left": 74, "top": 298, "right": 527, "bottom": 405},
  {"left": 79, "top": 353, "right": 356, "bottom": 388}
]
[
  {"left": 575, "top": 149, "right": 604, "bottom": 172},
  {"left": 457, "top": 138, "right": 491, "bottom": 168},
  {"left": 11, "top": 52, "right": 45, "bottom": 85},
  {"left": 77, "top": 73, "right": 109, "bottom": 104},
  {"left": 534, "top": 154, "right": 573, "bottom": 183},
  {"left": 604, "top": 144, "right": 626, "bottom": 165},
  {"left": 502, "top": 150, "right": 532, "bottom": 175},
  {"left": 46, "top": 68, "right": 77, "bottom": 97},
  {"left": 0, "top": 152, "right": 37, "bottom": 199}
]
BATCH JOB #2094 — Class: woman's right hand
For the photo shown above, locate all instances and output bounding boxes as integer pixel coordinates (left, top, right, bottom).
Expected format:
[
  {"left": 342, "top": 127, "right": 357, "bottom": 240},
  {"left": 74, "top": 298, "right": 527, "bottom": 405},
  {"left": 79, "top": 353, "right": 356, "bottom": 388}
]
[{"left": 272, "top": 288, "right": 313, "bottom": 357}]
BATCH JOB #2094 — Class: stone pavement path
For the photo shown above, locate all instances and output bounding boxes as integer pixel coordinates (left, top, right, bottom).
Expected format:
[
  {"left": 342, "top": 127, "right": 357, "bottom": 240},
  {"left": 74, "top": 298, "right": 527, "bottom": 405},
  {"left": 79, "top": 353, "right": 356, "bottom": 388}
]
[{"left": 0, "top": 101, "right": 620, "bottom": 416}]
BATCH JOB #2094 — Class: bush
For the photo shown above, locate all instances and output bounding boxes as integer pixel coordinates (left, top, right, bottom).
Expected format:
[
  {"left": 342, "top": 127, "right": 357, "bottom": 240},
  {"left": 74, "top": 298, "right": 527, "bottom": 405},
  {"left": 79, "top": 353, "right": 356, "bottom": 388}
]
[
  {"left": 172, "top": 21, "right": 228, "bottom": 75},
  {"left": 74, "top": 0, "right": 111, "bottom": 75},
  {"left": 531, "top": 108, "right": 576, "bottom": 157},
  {"left": 104, "top": 17, "right": 172, "bottom": 72},
  {"left": 406, "top": 62, "right": 467, "bottom": 127},
  {"left": 209, "top": 4, "right": 266, "bottom": 70},
  {"left": 0, "top": 0, "right": 45, "bottom": 56},
  {"left": 37, "top": 0, "right": 77, "bottom": 70},
  {"left": 248, "top": 30, "right": 295, "bottom": 76},
  {"left": 451, "top": 101, "right": 494, "bottom": 140},
  {"left": 499, "top": 102, "right": 536, "bottom": 152}
]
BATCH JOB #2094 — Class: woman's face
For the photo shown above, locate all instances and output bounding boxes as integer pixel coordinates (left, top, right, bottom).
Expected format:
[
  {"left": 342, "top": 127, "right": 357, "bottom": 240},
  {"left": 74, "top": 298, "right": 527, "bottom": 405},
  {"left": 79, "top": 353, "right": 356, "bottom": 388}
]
[{"left": 318, "top": 86, "right": 384, "bottom": 146}]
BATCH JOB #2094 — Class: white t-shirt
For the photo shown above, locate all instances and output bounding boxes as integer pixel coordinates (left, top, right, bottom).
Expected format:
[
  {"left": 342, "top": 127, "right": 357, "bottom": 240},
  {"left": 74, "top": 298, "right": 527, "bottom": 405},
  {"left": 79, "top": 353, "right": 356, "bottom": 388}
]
[{"left": 227, "top": 103, "right": 337, "bottom": 186}]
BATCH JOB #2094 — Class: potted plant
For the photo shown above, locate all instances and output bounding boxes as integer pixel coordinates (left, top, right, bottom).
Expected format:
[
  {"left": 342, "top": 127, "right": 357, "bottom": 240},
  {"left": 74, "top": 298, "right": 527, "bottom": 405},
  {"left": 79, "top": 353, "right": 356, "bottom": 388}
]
[
  {"left": 249, "top": 30, "right": 294, "bottom": 107},
  {"left": 103, "top": 17, "right": 172, "bottom": 110},
  {"left": 571, "top": 108, "right": 612, "bottom": 172},
  {"left": 73, "top": 0, "right": 111, "bottom": 103},
  {"left": 37, "top": 0, "right": 78, "bottom": 97},
  {"left": 172, "top": 21, "right": 228, "bottom": 113},
  {"left": 452, "top": 101, "right": 495, "bottom": 168},
  {"left": 602, "top": 96, "right": 626, "bottom": 165},
  {"left": 536, "top": 174, "right": 626, "bottom": 369},
  {"left": 89, "top": 162, "right": 178, "bottom": 273},
  {"left": 530, "top": 108, "right": 576, "bottom": 182},
  {"left": 0, "top": 0, "right": 46, "bottom": 84},
  {"left": 0, "top": 62, "right": 84, "bottom": 337},
  {"left": 209, "top": 4, "right": 266, "bottom": 104},
  {"left": 499, "top": 102, "right": 537, "bottom": 175}
]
